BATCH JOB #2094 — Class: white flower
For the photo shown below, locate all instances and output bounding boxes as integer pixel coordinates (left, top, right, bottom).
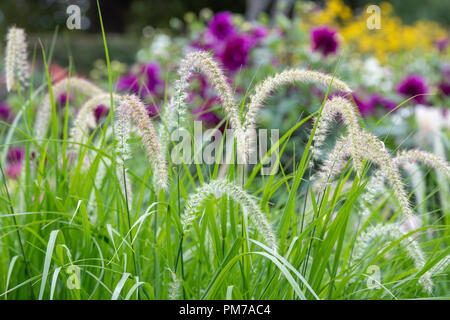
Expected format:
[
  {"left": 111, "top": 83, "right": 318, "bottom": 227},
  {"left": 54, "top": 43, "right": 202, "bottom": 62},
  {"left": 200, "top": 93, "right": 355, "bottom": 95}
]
[{"left": 415, "top": 105, "right": 444, "bottom": 136}]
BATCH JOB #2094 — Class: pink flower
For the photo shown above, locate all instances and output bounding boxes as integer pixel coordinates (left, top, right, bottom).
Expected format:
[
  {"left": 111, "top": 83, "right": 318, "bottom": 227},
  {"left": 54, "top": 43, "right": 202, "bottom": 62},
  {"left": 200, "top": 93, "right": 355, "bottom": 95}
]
[{"left": 6, "top": 147, "right": 25, "bottom": 179}]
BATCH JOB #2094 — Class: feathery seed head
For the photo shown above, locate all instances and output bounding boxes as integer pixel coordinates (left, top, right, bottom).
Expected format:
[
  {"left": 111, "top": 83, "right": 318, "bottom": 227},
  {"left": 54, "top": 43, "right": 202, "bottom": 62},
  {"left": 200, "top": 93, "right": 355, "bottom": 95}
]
[
  {"left": 70, "top": 93, "right": 119, "bottom": 155},
  {"left": 312, "top": 96, "right": 362, "bottom": 169},
  {"left": 116, "top": 94, "right": 168, "bottom": 191},
  {"left": 5, "top": 26, "right": 29, "bottom": 92},
  {"left": 244, "top": 69, "right": 352, "bottom": 132},
  {"left": 182, "top": 180, "right": 278, "bottom": 251},
  {"left": 354, "top": 223, "right": 433, "bottom": 293},
  {"left": 35, "top": 77, "right": 103, "bottom": 142}
]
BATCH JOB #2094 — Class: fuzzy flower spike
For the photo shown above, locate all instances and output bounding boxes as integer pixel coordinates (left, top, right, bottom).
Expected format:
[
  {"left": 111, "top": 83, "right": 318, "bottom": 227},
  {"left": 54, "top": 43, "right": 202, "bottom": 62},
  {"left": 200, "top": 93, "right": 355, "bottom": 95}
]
[
  {"left": 70, "top": 93, "right": 119, "bottom": 155},
  {"left": 5, "top": 26, "right": 29, "bottom": 92},
  {"left": 311, "top": 96, "right": 363, "bottom": 171},
  {"left": 35, "top": 77, "right": 104, "bottom": 142},
  {"left": 315, "top": 130, "right": 414, "bottom": 220},
  {"left": 182, "top": 179, "right": 278, "bottom": 252},
  {"left": 159, "top": 51, "right": 245, "bottom": 162},
  {"left": 115, "top": 94, "right": 168, "bottom": 191},
  {"left": 354, "top": 223, "right": 433, "bottom": 293},
  {"left": 243, "top": 69, "right": 351, "bottom": 132}
]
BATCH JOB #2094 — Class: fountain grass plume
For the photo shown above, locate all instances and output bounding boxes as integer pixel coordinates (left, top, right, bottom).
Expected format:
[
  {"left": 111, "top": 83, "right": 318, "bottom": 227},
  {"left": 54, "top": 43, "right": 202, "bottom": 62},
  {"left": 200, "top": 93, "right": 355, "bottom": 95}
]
[
  {"left": 35, "top": 77, "right": 103, "bottom": 142},
  {"left": 314, "top": 130, "right": 414, "bottom": 219},
  {"left": 116, "top": 94, "right": 168, "bottom": 191},
  {"left": 70, "top": 93, "right": 119, "bottom": 154},
  {"left": 181, "top": 179, "right": 278, "bottom": 252},
  {"left": 313, "top": 137, "right": 350, "bottom": 190},
  {"left": 350, "top": 131, "right": 414, "bottom": 219},
  {"left": 159, "top": 50, "right": 247, "bottom": 162},
  {"left": 243, "top": 69, "right": 351, "bottom": 132},
  {"left": 5, "top": 26, "right": 29, "bottom": 92},
  {"left": 393, "top": 149, "right": 450, "bottom": 177},
  {"left": 354, "top": 223, "right": 433, "bottom": 293},
  {"left": 361, "top": 149, "right": 450, "bottom": 217},
  {"left": 311, "top": 96, "right": 362, "bottom": 172}
]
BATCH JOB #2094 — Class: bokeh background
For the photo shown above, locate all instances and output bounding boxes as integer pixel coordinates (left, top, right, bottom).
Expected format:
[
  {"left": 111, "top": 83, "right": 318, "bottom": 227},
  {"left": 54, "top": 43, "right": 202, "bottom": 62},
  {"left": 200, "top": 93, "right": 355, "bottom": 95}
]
[{"left": 0, "top": 0, "right": 448, "bottom": 73}]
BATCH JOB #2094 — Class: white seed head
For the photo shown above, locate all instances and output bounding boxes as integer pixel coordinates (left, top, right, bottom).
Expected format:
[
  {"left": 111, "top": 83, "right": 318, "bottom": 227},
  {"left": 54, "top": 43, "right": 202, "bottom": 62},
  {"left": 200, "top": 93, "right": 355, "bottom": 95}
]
[
  {"left": 116, "top": 94, "right": 168, "bottom": 191},
  {"left": 182, "top": 180, "right": 278, "bottom": 252},
  {"left": 70, "top": 93, "right": 119, "bottom": 155},
  {"left": 243, "top": 69, "right": 352, "bottom": 132},
  {"left": 354, "top": 223, "right": 433, "bottom": 293},
  {"left": 5, "top": 26, "right": 29, "bottom": 92},
  {"left": 35, "top": 77, "right": 103, "bottom": 142}
]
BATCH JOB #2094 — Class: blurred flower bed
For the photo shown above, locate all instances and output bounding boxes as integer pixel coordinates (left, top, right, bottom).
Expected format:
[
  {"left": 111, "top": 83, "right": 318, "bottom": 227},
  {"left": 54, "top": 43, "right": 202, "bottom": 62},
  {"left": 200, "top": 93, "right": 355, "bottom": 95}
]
[{"left": 2, "top": 0, "right": 449, "bottom": 175}]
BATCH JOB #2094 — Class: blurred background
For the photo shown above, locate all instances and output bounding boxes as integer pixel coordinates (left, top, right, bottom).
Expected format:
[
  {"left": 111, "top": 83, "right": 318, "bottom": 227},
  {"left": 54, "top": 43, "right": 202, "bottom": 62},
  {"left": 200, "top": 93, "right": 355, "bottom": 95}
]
[{"left": 0, "top": 0, "right": 448, "bottom": 73}]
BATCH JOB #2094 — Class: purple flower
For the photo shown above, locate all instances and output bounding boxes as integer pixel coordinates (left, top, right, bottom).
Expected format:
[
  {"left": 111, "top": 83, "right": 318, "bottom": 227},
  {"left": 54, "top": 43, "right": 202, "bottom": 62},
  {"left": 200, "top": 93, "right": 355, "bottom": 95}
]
[
  {"left": 310, "top": 26, "right": 339, "bottom": 57},
  {"left": 396, "top": 75, "right": 429, "bottom": 104},
  {"left": 7, "top": 147, "right": 25, "bottom": 163},
  {"left": 443, "top": 65, "right": 450, "bottom": 83},
  {"left": 117, "top": 74, "right": 140, "bottom": 95},
  {"left": 6, "top": 147, "right": 25, "bottom": 179},
  {"left": 192, "top": 97, "right": 225, "bottom": 131},
  {"left": 0, "top": 102, "right": 14, "bottom": 123},
  {"left": 435, "top": 37, "right": 448, "bottom": 52},
  {"left": 6, "top": 163, "right": 22, "bottom": 179},
  {"left": 207, "top": 12, "right": 235, "bottom": 40},
  {"left": 352, "top": 93, "right": 374, "bottom": 117},
  {"left": 94, "top": 104, "right": 109, "bottom": 122},
  {"left": 59, "top": 92, "right": 74, "bottom": 105},
  {"left": 140, "top": 62, "right": 163, "bottom": 94},
  {"left": 146, "top": 104, "right": 161, "bottom": 119},
  {"left": 251, "top": 26, "right": 268, "bottom": 41},
  {"left": 218, "top": 34, "right": 253, "bottom": 72},
  {"left": 367, "top": 93, "right": 398, "bottom": 111},
  {"left": 438, "top": 82, "right": 450, "bottom": 96}
]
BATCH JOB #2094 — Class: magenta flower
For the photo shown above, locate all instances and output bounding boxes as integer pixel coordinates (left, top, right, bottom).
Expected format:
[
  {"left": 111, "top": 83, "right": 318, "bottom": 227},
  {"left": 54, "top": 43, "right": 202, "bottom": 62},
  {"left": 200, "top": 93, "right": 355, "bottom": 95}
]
[
  {"left": 443, "top": 65, "right": 450, "bottom": 83},
  {"left": 396, "top": 75, "right": 429, "bottom": 104},
  {"left": 310, "top": 26, "right": 339, "bottom": 57},
  {"left": 192, "top": 97, "right": 225, "bottom": 131},
  {"left": 117, "top": 74, "right": 140, "bottom": 95},
  {"left": 146, "top": 104, "right": 161, "bottom": 119},
  {"left": 435, "top": 37, "right": 448, "bottom": 52},
  {"left": 218, "top": 34, "right": 253, "bottom": 72},
  {"left": 59, "top": 92, "right": 74, "bottom": 105},
  {"left": 207, "top": 12, "right": 235, "bottom": 40},
  {"left": 140, "top": 62, "right": 163, "bottom": 94},
  {"left": 352, "top": 93, "right": 374, "bottom": 117},
  {"left": 251, "top": 26, "right": 268, "bottom": 41},
  {"left": 94, "top": 104, "right": 109, "bottom": 122},
  {"left": 0, "top": 102, "right": 14, "bottom": 123},
  {"left": 367, "top": 93, "right": 398, "bottom": 111},
  {"left": 6, "top": 147, "right": 25, "bottom": 179},
  {"left": 438, "top": 82, "right": 450, "bottom": 96}
]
